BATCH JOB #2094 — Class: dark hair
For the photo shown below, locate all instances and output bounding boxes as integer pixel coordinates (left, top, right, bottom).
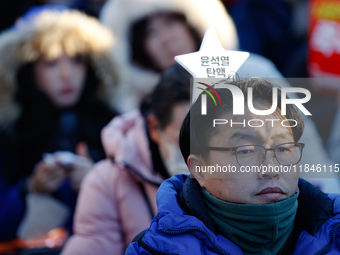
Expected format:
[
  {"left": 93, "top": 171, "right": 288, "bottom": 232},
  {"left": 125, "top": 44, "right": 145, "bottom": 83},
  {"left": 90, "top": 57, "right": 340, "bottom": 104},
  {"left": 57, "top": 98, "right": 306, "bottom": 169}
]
[
  {"left": 140, "top": 63, "right": 191, "bottom": 180},
  {"left": 179, "top": 77, "right": 305, "bottom": 163},
  {"left": 140, "top": 63, "right": 191, "bottom": 128},
  {"left": 129, "top": 12, "right": 201, "bottom": 72}
]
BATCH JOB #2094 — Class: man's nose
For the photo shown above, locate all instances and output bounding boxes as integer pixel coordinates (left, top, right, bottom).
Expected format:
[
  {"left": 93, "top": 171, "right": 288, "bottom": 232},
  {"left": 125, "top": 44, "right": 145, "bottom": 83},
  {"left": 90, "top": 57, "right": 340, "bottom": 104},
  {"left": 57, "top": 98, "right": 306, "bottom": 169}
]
[{"left": 258, "top": 151, "right": 280, "bottom": 179}]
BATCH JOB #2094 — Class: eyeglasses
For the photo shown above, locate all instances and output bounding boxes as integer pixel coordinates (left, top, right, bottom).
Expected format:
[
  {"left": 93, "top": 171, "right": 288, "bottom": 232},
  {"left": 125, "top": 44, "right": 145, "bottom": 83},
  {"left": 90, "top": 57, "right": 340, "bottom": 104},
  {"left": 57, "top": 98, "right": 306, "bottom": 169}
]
[{"left": 205, "top": 142, "right": 305, "bottom": 166}]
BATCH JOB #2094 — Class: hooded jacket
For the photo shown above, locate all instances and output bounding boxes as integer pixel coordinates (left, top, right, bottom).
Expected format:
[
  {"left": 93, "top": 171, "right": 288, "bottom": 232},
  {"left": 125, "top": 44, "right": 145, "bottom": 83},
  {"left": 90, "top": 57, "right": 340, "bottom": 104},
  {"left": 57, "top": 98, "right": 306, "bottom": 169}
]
[
  {"left": 99, "top": 0, "right": 238, "bottom": 113},
  {"left": 61, "top": 110, "right": 164, "bottom": 255},
  {"left": 126, "top": 175, "right": 340, "bottom": 255},
  {"left": 0, "top": 6, "right": 121, "bottom": 128},
  {"left": 0, "top": 7, "right": 121, "bottom": 241}
]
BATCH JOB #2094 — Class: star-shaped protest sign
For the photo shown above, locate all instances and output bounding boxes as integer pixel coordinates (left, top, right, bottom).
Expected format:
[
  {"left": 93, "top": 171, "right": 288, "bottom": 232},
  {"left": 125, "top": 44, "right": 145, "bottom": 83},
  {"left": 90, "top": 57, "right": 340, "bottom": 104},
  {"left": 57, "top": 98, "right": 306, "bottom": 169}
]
[{"left": 175, "top": 26, "right": 249, "bottom": 103}]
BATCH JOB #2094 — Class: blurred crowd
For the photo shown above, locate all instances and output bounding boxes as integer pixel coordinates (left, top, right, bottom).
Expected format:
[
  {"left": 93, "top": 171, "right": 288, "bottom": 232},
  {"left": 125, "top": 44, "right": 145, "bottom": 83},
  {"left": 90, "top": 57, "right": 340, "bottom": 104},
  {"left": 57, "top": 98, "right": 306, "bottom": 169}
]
[{"left": 0, "top": 0, "right": 340, "bottom": 254}]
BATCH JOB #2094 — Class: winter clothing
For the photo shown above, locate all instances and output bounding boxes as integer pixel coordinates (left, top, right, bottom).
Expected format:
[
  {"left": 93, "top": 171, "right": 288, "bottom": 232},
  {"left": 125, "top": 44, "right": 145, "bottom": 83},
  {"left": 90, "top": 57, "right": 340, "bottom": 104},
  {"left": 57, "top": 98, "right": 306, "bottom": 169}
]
[
  {"left": 126, "top": 175, "right": 340, "bottom": 255},
  {"left": 201, "top": 188, "right": 299, "bottom": 255},
  {"left": 0, "top": 6, "right": 121, "bottom": 127},
  {"left": 0, "top": 7, "right": 120, "bottom": 241},
  {"left": 99, "top": 0, "right": 238, "bottom": 113},
  {"left": 61, "top": 110, "right": 165, "bottom": 255}
]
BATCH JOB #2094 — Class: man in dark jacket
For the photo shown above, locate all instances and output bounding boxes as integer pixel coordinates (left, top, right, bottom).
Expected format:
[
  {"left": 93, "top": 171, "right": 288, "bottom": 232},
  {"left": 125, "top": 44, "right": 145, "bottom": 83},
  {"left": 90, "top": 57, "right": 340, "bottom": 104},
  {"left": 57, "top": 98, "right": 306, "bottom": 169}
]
[{"left": 126, "top": 78, "right": 340, "bottom": 255}]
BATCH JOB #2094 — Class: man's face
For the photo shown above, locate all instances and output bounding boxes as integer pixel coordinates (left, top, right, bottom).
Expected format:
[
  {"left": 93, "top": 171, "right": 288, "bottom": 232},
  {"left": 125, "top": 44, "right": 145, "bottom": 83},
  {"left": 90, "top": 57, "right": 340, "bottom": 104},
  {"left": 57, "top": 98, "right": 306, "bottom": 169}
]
[{"left": 190, "top": 108, "right": 299, "bottom": 204}]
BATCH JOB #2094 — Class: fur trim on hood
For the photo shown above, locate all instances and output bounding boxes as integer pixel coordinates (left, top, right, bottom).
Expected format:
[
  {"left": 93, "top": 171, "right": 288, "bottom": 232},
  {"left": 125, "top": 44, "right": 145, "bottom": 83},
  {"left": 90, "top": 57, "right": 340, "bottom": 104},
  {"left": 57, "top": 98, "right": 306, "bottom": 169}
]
[
  {"left": 100, "top": 0, "right": 238, "bottom": 113},
  {"left": 0, "top": 8, "right": 122, "bottom": 127}
]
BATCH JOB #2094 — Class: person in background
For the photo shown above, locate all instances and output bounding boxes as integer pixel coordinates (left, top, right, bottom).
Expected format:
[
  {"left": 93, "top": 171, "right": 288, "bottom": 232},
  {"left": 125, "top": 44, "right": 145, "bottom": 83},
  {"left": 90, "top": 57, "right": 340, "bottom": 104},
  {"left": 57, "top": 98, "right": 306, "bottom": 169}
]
[
  {"left": 0, "top": 6, "right": 120, "bottom": 245},
  {"left": 127, "top": 77, "right": 340, "bottom": 255},
  {"left": 99, "top": 0, "right": 237, "bottom": 113},
  {"left": 61, "top": 64, "right": 191, "bottom": 255}
]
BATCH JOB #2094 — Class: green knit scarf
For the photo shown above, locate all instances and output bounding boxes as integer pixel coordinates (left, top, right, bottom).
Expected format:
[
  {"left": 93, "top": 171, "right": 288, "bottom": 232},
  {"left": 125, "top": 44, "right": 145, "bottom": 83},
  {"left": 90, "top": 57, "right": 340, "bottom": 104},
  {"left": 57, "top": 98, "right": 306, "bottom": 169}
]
[{"left": 202, "top": 188, "right": 299, "bottom": 255}]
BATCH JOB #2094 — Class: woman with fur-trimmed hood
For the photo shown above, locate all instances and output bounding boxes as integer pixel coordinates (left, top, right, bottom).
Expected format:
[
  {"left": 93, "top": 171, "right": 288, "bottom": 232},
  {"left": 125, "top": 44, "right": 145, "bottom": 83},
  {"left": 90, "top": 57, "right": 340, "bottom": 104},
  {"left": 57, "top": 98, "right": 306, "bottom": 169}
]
[
  {"left": 0, "top": 6, "right": 120, "bottom": 242},
  {"left": 99, "top": 0, "right": 238, "bottom": 113}
]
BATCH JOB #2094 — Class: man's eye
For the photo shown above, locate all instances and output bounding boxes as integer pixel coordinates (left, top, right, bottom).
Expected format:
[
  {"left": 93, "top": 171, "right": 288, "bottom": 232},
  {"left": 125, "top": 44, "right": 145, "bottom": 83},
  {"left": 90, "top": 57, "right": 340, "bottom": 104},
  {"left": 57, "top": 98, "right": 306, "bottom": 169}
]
[
  {"left": 237, "top": 149, "right": 254, "bottom": 154},
  {"left": 276, "top": 147, "right": 290, "bottom": 153}
]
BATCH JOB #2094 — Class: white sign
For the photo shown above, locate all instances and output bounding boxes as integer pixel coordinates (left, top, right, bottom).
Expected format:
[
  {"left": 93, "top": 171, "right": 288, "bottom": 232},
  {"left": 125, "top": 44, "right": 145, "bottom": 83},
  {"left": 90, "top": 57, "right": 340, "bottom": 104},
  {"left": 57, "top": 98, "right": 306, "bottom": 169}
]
[{"left": 175, "top": 26, "right": 250, "bottom": 103}]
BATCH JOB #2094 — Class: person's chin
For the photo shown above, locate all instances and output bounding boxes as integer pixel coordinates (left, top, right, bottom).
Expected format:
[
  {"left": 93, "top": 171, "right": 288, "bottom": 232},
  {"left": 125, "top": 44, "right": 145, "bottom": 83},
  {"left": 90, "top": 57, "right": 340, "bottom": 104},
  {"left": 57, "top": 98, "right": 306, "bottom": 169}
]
[{"left": 254, "top": 193, "right": 288, "bottom": 204}]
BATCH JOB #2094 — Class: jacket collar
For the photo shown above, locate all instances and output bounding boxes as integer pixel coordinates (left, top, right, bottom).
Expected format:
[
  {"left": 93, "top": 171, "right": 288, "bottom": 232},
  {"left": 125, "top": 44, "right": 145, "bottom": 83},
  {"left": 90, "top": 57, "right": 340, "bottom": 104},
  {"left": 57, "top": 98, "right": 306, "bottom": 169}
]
[
  {"left": 181, "top": 177, "right": 334, "bottom": 236},
  {"left": 295, "top": 178, "right": 333, "bottom": 235},
  {"left": 181, "top": 176, "right": 216, "bottom": 232},
  {"left": 102, "top": 110, "right": 164, "bottom": 186}
]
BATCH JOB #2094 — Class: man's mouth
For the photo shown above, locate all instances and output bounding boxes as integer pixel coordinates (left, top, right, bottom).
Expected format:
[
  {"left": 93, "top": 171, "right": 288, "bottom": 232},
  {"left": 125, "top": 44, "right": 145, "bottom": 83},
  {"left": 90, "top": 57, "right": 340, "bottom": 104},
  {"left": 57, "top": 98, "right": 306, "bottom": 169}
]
[{"left": 255, "top": 187, "right": 286, "bottom": 201}]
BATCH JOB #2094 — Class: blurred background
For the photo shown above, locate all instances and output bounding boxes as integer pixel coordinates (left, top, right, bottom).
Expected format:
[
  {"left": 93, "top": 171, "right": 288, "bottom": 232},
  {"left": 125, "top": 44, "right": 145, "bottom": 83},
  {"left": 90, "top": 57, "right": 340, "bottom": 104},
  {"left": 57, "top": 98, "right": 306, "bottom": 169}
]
[{"left": 1, "top": 0, "right": 340, "bottom": 254}]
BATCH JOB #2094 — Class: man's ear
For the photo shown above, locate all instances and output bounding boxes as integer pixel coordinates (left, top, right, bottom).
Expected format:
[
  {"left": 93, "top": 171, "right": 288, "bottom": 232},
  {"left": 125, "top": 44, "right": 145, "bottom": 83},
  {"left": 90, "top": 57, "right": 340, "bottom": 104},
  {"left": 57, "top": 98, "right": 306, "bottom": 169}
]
[
  {"left": 147, "top": 114, "right": 161, "bottom": 144},
  {"left": 188, "top": 154, "right": 206, "bottom": 188}
]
